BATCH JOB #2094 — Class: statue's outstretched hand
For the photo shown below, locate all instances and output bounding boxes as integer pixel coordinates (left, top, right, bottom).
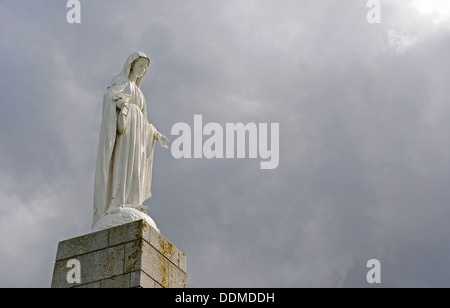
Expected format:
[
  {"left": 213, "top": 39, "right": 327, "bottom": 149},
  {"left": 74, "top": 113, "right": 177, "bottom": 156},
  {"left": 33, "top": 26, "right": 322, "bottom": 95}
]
[{"left": 158, "top": 134, "right": 170, "bottom": 149}]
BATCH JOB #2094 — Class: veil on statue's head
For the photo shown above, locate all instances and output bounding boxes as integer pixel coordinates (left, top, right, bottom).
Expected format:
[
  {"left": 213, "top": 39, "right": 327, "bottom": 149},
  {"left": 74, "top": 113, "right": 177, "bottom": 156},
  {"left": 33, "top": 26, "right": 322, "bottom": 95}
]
[{"left": 107, "top": 51, "right": 150, "bottom": 89}]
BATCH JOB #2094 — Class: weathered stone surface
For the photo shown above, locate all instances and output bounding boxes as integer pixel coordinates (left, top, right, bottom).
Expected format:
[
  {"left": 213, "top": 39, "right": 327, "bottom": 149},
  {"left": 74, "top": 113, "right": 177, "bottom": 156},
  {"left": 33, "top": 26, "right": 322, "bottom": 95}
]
[
  {"left": 100, "top": 273, "right": 130, "bottom": 288},
  {"left": 51, "top": 219, "right": 186, "bottom": 288},
  {"left": 79, "top": 244, "right": 125, "bottom": 284},
  {"left": 179, "top": 251, "right": 187, "bottom": 273},
  {"left": 109, "top": 219, "right": 151, "bottom": 246},
  {"left": 124, "top": 240, "right": 143, "bottom": 273},
  {"left": 56, "top": 229, "right": 109, "bottom": 261},
  {"left": 52, "top": 244, "right": 126, "bottom": 288},
  {"left": 75, "top": 281, "right": 101, "bottom": 288},
  {"left": 51, "top": 259, "right": 73, "bottom": 288},
  {"left": 169, "top": 261, "right": 187, "bottom": 288},
  {"left": 130, "top": 270, "right": 156, "bottom": 288},
  {"left": 141, "top": 240, "right": 170, "bottom": 288},
  {"left": 149, "top": 227, "right": 179, "bottom": 266}
]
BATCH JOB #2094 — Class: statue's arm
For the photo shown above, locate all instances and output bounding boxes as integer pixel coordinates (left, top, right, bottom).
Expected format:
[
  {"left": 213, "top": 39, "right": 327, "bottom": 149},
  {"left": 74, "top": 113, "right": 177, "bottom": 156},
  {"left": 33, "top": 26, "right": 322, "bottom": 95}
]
[
  {"left": 157, "top": 133, "right": 170, "bottom": 149},
  {"left": 116, "top": 98, "right": 129, "bottom": 134},
  {"left": 116, "top": 99, "right": 128, "bottom": 113},
  {"left": 148, "top": 123, "right": 170, "bottom": 149}
]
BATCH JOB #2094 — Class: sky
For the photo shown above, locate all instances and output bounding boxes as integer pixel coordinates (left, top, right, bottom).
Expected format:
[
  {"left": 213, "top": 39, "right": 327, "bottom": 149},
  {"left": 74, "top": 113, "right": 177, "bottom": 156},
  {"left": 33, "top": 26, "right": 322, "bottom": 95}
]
[{"left": 1, "top": 0, "right": 450, "bottom": 288}]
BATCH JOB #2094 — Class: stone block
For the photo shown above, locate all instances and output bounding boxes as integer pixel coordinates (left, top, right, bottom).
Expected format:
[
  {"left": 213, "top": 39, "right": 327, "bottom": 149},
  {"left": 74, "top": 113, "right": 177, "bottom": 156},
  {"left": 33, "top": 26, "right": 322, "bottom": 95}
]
[
  {"left": 80, "top": 244, "right": 125, "bottom": 284},
  {"left": 130, "top": 271, "right": 156, "bottom": 288},
  {"left": 169, "top": 261, "right": 187, "bottom": 288},
  {"left": 55, "top": 229, "right": 109, "bottom": 261},
  {"left": 149, "top": 228, "right": 179, "bottom": 266},
  {"left": 51, "top": 220, "right": 186, "bottom": 288},
  {"left": 100, "top": 273, "right": 130, "bottom": 288},
  {"left": 52, "top": 244, "right": 126, "bottom": 288},
  {"left": 109, "top": 220, "right": 150, "bottom": 246},
  {"left": 179, "top": 251, "right": 187, "bottom": 273}
]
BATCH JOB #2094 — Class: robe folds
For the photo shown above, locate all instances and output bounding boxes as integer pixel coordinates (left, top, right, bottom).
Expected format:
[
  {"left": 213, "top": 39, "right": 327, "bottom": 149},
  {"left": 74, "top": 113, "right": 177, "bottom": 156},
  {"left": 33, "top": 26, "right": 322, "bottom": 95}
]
[{"left": 93, "top": 52, "right": 158, "bottom": 227}]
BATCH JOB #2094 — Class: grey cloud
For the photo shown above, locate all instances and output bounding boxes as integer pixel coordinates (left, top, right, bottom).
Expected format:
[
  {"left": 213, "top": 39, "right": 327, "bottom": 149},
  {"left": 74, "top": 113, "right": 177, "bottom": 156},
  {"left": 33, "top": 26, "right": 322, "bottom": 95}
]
[{"left": 1, "top": 0, "right": 450, "bottom": 287}]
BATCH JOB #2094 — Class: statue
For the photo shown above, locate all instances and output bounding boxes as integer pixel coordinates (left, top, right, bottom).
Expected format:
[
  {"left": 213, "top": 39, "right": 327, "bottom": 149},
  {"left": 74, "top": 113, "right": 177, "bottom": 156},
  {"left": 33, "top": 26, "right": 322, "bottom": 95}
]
[{"left": 92, "top": 51, "right": 169, "bottom": 232}]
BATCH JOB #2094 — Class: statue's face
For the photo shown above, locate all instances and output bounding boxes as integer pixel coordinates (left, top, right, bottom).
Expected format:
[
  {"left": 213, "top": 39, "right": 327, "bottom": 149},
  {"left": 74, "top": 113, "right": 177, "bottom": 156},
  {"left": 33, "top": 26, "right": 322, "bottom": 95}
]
[{"left": 131, "top": 58, "right": 149, "bottom": 78}]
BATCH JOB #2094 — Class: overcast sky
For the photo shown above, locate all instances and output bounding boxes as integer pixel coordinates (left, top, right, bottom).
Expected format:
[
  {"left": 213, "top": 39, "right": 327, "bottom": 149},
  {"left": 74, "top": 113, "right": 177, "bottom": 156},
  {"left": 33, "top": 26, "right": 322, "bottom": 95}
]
[{"left": 1, "top": 0, "right": 450, "bottom": 288}]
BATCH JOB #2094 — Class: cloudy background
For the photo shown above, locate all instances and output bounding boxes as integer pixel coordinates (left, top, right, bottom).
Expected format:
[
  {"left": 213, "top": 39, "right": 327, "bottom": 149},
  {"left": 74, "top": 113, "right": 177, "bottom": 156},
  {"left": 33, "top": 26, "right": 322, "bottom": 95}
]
[{"left": 1, "top": 0, "right": 450, "bottom": 288}]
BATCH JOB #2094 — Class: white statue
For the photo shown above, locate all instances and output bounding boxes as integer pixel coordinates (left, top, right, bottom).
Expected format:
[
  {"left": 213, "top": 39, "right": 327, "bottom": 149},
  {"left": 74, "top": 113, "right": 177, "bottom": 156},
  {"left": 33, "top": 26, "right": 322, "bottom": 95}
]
[{"left": 92, "top": 51, "right": 169, "bottom": 232}]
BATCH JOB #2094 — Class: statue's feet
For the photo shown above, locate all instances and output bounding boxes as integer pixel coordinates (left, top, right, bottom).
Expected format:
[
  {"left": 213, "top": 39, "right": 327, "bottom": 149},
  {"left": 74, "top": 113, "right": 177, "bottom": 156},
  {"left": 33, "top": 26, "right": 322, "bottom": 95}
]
[
  {"left": 107, "top": 204, "right": 147, "bottom": 214},
  {"left": 93, "top": 207, "right": 159, "bottom": 233}
]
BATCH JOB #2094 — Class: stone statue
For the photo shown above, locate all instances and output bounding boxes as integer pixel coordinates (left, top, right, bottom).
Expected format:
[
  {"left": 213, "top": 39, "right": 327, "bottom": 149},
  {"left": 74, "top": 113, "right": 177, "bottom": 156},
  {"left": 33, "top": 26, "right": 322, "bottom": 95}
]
[{"left": 92, "top": 51, "right": 169, "bottom": 232}]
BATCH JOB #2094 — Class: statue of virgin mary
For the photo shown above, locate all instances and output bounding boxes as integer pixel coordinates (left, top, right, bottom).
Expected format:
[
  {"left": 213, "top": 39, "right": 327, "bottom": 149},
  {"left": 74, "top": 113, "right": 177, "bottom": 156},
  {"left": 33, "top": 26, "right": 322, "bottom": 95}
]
[{"left": 92, "top": 51, "right": 169, "bottom": 232}]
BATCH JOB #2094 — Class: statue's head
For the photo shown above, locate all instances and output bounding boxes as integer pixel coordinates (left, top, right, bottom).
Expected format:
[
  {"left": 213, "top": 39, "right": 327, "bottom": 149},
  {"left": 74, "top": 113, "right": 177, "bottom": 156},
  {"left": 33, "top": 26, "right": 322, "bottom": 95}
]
[
  {"left": 107, "top": 51, "right": 150, "bottom": 89},
  {"left": 130, "top": 57, "right": 150, "bottom": 80}
]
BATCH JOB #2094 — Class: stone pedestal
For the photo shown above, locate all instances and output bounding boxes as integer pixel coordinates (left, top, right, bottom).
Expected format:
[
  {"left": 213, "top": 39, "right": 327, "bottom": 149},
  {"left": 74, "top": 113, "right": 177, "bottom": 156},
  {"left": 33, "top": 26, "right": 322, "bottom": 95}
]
[{"left": 51, "top": 220, "right": 186, "bottom": 288}]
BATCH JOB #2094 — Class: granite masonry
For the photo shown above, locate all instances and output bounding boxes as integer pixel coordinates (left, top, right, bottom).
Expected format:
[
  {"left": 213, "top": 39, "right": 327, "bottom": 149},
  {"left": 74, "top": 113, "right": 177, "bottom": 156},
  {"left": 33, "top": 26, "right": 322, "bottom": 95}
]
[{"left": 51, "top": 220, "right": 186, "bottom": 288}]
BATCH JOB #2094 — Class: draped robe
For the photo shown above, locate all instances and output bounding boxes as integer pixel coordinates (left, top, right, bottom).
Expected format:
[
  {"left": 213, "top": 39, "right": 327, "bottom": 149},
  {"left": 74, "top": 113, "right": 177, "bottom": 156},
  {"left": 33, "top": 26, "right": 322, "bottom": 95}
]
[{"left": 93, "top": 52, "right": 158, "bottom": 228}]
